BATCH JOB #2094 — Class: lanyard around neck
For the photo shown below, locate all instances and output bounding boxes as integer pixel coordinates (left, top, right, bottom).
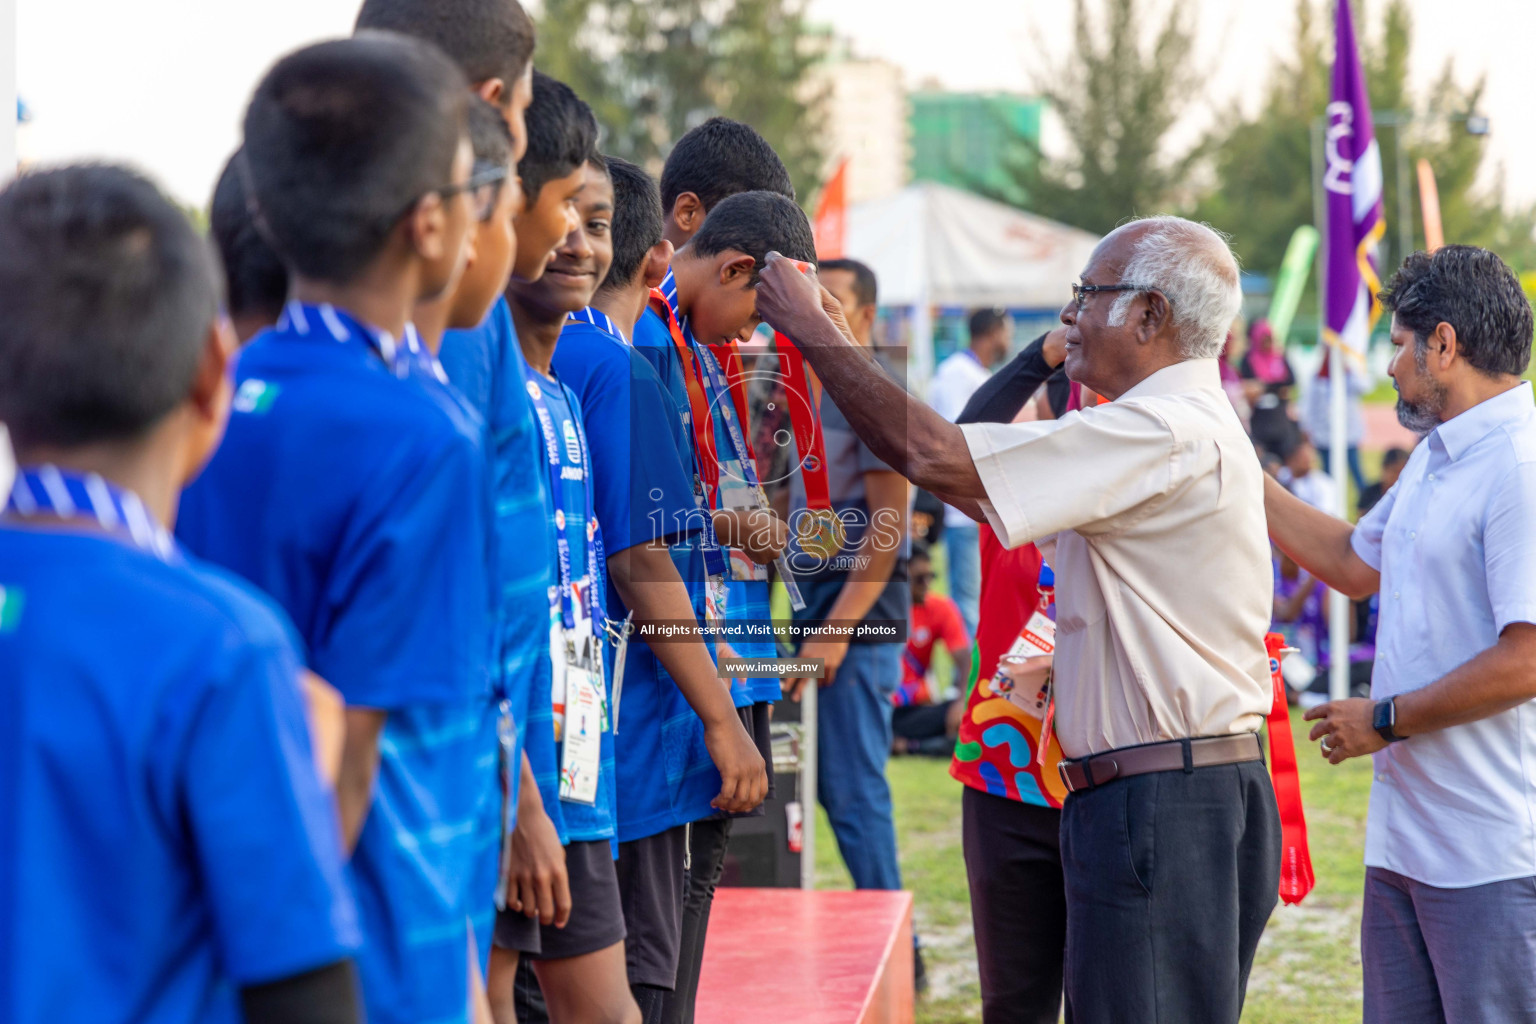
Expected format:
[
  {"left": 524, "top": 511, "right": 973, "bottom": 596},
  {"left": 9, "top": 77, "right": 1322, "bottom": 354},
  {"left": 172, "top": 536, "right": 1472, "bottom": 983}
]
[
  {"left": 7, "top": 464, "right": 177, "bottom": 562},
  {"left": 520, "top": 354, "right": 605, "bottom": 631}
]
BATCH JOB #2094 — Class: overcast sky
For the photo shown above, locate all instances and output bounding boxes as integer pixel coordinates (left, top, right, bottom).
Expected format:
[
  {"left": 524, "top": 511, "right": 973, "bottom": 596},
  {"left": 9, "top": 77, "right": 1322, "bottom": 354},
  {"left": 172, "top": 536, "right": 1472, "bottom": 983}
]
[{"left": 16, "top": 0, "right": 1533, "bottom": 209}]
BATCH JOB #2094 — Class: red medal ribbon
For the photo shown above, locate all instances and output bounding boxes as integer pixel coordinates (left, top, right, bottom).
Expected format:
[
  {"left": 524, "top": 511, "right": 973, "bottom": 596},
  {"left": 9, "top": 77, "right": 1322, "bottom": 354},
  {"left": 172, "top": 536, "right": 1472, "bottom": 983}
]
[
  {"left": 1265, "top": 632, "right": 1315, "bottom": 905},
  {"left": 775, "top": 331, "right": 833, "bottom": 513},
  {"left": 649, "top": 290, "right": 721, "bottom": 507},
  {"left": 771, "top": 258, "right": 834, "bottom": 514}
]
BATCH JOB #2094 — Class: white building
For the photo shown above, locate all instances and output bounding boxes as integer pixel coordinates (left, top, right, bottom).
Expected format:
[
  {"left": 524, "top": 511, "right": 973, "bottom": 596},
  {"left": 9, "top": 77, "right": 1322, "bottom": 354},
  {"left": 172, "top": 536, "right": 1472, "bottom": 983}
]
[{"left": 811, "top": 55, "right": 908, "bottom": 206}]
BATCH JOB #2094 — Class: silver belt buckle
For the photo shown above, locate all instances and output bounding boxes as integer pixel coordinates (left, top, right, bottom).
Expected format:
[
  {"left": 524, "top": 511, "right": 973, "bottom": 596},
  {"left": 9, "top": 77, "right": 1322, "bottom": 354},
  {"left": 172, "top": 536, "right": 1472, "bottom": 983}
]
[{"left": 1057, "top": 759, "right": 1076, "bottom": 793}]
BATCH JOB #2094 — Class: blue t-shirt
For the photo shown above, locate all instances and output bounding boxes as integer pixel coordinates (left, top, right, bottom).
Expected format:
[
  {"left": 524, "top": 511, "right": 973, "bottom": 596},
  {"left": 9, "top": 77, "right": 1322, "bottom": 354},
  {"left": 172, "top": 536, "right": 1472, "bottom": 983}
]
[
  {"left": 554, "top": 314, "right": 722, "bottom": 842},
  {"left": 522, "top": 370, "right": 617, "bottom": 845},
  {"left": 177, "top": 304, "right": 491, "bottom": 1024},
  {"left": 0, "top": 523, "right": 358, "bottom": 1024},
  {"left": 400, "top": 330, "right": 505, "bottom": 969},
  {"left": 441, "top": 299, "right": 552, "bottom": 821}
]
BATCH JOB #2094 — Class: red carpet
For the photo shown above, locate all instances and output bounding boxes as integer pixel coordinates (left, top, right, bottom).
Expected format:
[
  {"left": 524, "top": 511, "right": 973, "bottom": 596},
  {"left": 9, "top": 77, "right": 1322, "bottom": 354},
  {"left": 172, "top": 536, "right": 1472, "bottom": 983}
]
[{"left": 696, "top": 889, "right": 915, "bottom": 1024}]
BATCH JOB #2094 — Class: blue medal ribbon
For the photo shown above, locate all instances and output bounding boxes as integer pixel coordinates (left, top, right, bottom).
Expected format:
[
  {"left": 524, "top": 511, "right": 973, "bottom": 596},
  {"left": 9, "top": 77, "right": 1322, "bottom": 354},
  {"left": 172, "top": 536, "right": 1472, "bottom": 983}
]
[
  {"left": 567, "top": 306, "right": 626, "bottom": 345},
  {"left": 7, "top": 464, "right": 177, "bottom": 562},
  {"left": 279, "top": 301, "right": 419, "bottom": 379},
  {"left": 521, "top": 352, "right": 606, "bottom": 634}
]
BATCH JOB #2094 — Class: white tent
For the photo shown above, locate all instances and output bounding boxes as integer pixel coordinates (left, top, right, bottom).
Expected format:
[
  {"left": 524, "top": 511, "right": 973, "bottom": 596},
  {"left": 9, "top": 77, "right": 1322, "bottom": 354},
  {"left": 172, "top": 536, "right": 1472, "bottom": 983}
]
[{"left": 842, "top": 182, "right": 1100, "bottom": 389}]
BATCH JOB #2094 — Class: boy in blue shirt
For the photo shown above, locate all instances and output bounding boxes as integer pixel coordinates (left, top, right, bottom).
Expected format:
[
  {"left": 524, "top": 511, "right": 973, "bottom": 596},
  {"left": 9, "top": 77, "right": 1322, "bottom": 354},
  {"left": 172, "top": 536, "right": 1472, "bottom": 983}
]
[
  {"left": 0, "top": 164, "right": 361, "bottom": 1023},
  {"left": 501, "top": 125, "right": 637, "bottom": 1023},
  {"left": 176, "top": 36, "right": 493, "bottom": 1024},
  {"left": 556, "top": 160, "right": 795, "bottom": 1023},
  {"left": 353, "top": 8, "right": 564, "bottom": 965},
  {"left": 632, "top": 185, "right": 816, "bottom": 1024},
  {"left": 642, "top": 121, "right": 801, "bottom": 1024},
  {"left": 404, "top": 93, "right": 525, "bottom": 975}
]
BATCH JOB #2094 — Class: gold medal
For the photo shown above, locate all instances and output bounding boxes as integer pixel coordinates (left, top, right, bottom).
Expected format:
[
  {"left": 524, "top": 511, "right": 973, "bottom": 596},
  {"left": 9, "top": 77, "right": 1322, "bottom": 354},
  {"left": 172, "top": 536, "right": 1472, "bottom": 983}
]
[{"left": 796, "top": 507, "right": 845, "bottom": 560}]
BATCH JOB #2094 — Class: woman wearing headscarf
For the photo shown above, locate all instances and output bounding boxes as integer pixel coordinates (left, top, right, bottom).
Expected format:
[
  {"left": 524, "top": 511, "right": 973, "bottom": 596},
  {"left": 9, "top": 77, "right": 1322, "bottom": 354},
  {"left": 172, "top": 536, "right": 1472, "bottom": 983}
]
[{"left": 1238, "top": 318, "right": 1296, "bottom": 455}]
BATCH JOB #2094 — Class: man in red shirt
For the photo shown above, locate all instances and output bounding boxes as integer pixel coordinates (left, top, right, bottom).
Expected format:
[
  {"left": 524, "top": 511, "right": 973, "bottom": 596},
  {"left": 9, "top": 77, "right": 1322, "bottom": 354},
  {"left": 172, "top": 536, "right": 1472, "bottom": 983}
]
[{"left": 891, "top": 544, "right": 971, "bottom": 755}]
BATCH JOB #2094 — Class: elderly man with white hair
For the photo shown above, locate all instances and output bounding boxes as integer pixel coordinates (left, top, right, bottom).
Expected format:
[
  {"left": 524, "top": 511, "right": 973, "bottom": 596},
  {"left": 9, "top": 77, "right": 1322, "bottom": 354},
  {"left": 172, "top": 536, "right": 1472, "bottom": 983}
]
[{"left": 756, "top": 216, "right": 1280, "bottom": 1023}]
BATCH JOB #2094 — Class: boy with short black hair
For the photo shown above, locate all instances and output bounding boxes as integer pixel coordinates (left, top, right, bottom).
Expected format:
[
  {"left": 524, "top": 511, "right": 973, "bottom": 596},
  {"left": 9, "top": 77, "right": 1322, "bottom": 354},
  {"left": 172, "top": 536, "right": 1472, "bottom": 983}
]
[
  {"left": 509, "top": 71, "right": 592, "bottom": 285},
  {"left": 358, "top": 11, "right": 564, "bottom": 1001},
  {"left": 355, "top": 0, "right": 536, "bottom": 140},
  {"left": 414, "top": 95, "right": 520, "bottom": 351},
  {"left": 0, "top": 163, "right": 362, "bottom": 1024},
  {"left": 643, "top": 120, "right": 802, "bottom": 1024},
  {"left": 631, "top": 188, "right": 815, "bottom": 1024},
  {"left": 495, "top": 150, "right": 642, "bottom": 1024},
  {"left": 553, "top": 158, "right": 780, "bottom": 1023},
  {"left": 210, "top": 148, "right": 288, "bottom": 343},
  {"left": 176, "top": 34, "right": 492, "bottom": 1024},
  {"left": 657, "top": 116, "right": 796, "bottom": 248}
]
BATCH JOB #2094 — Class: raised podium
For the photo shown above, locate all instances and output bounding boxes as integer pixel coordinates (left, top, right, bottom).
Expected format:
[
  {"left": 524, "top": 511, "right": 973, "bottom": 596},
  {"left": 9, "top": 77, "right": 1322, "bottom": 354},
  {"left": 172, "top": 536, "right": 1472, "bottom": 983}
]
[{"left": 695, "top": 888, "right": 915, "bottom": 1024}]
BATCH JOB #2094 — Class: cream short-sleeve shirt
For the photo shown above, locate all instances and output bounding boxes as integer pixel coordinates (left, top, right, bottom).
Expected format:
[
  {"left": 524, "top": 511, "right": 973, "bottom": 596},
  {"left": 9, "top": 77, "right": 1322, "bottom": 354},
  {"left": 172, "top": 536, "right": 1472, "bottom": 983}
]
[{"left": 962, "top": 358, "right": 1273, "bottom": 759}]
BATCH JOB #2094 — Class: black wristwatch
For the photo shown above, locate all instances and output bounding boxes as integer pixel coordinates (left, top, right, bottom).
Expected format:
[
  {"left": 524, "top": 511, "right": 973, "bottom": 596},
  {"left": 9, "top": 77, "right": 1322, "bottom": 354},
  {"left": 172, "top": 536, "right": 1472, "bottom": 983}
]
[{"left": 1373, "top": 697, "right": 1406, "bottom": 743}]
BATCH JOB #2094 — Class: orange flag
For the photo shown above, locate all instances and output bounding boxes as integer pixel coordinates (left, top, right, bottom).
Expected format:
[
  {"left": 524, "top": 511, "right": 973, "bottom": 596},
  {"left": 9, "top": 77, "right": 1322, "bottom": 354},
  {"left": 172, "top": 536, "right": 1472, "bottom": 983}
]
[
  {"left": 1417, "top": 158, "right": 1444, "bottom": 253},
  {"left": 812, "top": 158, "right": 848, "bottom": 260}
]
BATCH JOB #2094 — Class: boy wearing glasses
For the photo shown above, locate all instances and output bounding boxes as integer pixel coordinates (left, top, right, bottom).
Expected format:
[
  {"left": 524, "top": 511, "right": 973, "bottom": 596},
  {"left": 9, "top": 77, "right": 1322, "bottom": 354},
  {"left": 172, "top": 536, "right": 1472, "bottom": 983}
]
[{"left": 176, "top": 35, "right": 494, "bottom": 1024}]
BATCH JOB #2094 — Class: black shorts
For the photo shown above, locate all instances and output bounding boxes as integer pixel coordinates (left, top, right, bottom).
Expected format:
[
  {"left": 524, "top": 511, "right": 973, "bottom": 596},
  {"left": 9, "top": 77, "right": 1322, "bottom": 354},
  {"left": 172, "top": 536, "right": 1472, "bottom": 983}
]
[
  {"left": 616, "top": 824, "right": 688, "bottom": 989},
  {"left": 495, "top": 839, "right": 626, "bottom": 960}
]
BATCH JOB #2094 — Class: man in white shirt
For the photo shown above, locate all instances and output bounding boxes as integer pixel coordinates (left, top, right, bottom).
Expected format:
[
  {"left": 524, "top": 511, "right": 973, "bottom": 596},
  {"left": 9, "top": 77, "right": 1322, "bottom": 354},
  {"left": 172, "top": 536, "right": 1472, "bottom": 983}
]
[
  {"left": 927, "top": 308, "right": 1010, "bottom": 635},
  {"left": 1267, "top": 245, "right": 1536, "bottom": 1024},
  {"left": 755, "top": 215, "right": 1279, "bottom": 1023}
]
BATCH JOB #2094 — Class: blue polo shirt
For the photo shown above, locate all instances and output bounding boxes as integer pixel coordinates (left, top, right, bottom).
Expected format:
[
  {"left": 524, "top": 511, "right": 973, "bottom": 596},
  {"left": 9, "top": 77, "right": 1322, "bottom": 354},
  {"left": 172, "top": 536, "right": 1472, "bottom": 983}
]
[
  {"left": 553, "top": 314, "right": 722, "bottom": 842},
  {"left": 441, "top": 298, "right": 552, "bottom": 818},
  {"left": 177, "top": 304, "right": 491, "bottom": 1024},
  {"left": 521, "top": 370, "right": 617, "bottom": 845},
  {"left": 0, "top": 521, "right": 359, "bottom": 1023},
  {"left": 400, "top": 329, "right": 505, "bottom": 967}
]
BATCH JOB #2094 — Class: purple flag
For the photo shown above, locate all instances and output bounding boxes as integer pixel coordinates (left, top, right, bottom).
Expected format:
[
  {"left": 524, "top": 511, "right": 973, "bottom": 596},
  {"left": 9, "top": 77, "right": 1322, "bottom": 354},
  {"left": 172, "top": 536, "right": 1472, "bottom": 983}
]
[{"left": 1323, "top": 0, "right": 1385, "bottom": 360}]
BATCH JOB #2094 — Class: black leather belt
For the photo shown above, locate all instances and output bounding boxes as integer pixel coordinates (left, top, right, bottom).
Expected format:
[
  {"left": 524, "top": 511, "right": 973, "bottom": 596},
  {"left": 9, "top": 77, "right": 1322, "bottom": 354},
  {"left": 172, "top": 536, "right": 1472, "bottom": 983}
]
[{"left": 1058, "top": 733, "right": 1263, "bottom": 794}]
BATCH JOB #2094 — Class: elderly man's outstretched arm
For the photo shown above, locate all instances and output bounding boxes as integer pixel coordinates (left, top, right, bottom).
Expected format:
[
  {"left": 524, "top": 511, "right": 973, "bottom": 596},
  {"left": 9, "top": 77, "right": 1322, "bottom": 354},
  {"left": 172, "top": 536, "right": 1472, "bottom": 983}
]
[{"left": 755, "top": 253, "right": 987, "bottom": 510}]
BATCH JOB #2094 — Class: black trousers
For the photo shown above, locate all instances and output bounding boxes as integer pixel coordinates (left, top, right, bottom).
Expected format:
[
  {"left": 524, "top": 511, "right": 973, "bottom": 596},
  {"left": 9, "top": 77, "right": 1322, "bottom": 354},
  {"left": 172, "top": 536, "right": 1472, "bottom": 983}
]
[
  {"left": 1060, "top": 757, "right": 1280, "bottom": 1024},
  {"left": 961, "top": 788, "right": 1067, "bottom": 1024},
  {"left": 661, "top": 817, "right": 733, "bottom": 1024}
]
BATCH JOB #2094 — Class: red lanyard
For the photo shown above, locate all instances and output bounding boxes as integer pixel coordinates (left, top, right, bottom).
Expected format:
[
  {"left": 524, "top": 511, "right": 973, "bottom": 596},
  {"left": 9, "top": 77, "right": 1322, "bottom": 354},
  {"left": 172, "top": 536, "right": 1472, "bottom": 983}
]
[
  {"left": 776, "top": 331, "right": 832, "bottom": 513},
  {"left": 1265, "top": 632, "right": 1315, "bottom": 905},
  {"left": 649, "top": 291, "right": 721, "bottom": 507}
]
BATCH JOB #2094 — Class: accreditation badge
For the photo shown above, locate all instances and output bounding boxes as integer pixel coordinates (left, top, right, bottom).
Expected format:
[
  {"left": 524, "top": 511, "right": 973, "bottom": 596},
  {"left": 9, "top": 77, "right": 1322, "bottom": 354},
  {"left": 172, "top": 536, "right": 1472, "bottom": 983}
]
[{"left": 559, "top": 663, "right": 603, "bottom": 806}]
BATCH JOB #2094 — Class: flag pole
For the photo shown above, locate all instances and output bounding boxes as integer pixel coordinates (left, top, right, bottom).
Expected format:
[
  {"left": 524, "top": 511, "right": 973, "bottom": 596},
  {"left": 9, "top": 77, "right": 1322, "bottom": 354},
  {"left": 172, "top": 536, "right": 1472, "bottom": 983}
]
[
  {"left": 1327, "top": 344, "right": 1350, "bottom": 701},
  {"left": 1313, "top": 114, "right": 1350, "bottom": 703},
  {"left": 1, "top": 0, "right": 15, "bottom": 182}
]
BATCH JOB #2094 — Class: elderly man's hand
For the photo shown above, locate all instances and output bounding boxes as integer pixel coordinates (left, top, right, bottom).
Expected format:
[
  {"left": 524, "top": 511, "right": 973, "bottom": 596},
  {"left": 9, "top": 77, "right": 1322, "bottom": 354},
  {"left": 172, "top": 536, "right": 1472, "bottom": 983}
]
[
  {"left": 757, "top": 252, "right": 830, "bottom": 343},
  {"left": 1304, "top": 697, "right": 1386, "bottom": 764}
]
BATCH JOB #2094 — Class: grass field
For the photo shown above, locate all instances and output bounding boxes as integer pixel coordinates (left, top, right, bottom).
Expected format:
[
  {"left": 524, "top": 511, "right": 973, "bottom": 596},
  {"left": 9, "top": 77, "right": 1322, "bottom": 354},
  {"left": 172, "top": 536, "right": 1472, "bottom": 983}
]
[{"left": 810, "top": 711, "right": 1373, "bottom": 1024}]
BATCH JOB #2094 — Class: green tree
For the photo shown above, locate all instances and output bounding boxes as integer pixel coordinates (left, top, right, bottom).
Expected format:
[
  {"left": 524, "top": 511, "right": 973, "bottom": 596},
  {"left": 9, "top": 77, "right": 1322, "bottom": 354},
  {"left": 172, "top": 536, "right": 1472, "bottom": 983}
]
[
  {"left": 973, "top": 0, "right": 1206, "bottom": 235},
  {"left": 1196, "top": 0, "right": 1329, "bottom": 282},
  {"left": 1200, "top": 0, "right": 1536, "bottom": 280},
  {"left": 533, "top": 0, "right": 826, "bottom": 204}
]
